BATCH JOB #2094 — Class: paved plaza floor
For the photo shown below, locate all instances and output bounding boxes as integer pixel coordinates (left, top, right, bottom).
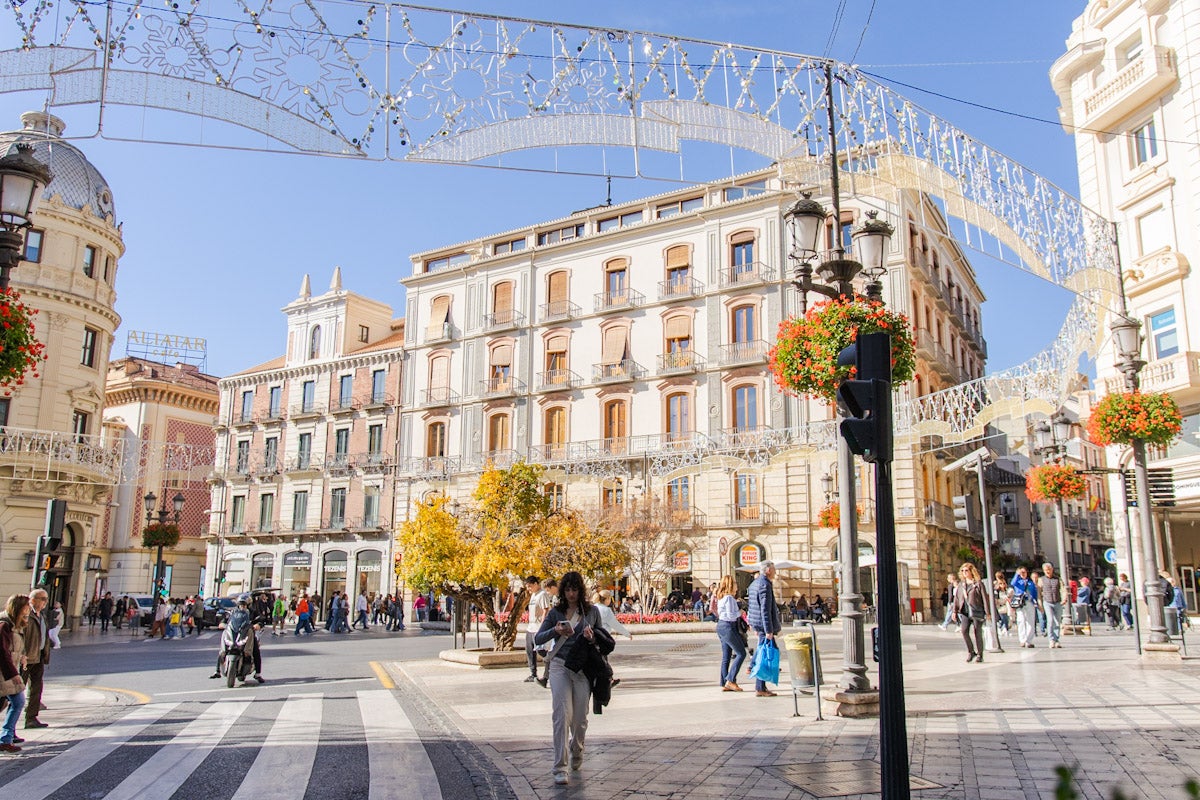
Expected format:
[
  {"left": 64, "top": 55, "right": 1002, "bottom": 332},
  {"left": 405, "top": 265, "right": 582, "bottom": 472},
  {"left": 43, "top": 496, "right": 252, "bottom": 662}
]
[{"left": 390, "top": 623, "right": 1200, "bottom": 800}]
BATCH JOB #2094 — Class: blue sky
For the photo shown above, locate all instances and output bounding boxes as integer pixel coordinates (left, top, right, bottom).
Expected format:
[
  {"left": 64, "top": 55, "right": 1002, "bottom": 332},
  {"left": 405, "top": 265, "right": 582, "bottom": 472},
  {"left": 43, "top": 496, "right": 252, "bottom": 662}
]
[{"left": 0, "top": 1, "right": 1087, "bottom": 377}]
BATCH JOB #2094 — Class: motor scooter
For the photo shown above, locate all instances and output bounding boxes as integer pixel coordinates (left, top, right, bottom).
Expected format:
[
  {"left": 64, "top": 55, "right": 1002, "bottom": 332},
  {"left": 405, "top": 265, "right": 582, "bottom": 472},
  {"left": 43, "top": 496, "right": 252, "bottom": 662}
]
[{"left": 219, "top": 616, "right": 257, "bottom": 688}]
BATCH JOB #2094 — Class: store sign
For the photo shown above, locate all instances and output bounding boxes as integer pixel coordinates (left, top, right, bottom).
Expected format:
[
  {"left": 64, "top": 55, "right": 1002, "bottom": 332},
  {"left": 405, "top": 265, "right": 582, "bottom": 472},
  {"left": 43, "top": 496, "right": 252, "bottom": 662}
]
[
  {"left": 283, "top": 552, "right": 311, "bottom": 567},
  {"left": 738, "top": 544, "right": 761, "bottom": 567},
  {"left": 1177, "top": 477, "right": 1200, "bottom": 501},
  {"left": 673, "top": 550, "right": 691, "bottom": 572},
  {"left": 252, "top": 554, "right": 274, "bottom": 567},
  {"left": 357, "top": 562, "right": 382, "bottom": 573}
]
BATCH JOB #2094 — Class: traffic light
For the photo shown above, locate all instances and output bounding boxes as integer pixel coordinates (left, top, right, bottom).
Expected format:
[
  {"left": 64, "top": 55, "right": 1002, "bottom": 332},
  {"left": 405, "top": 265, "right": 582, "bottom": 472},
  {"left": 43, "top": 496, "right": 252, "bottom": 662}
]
[
  {"left": 952, "top": 494, "right": 977, "bottom": 534},
  {"left": 33, "top": 499, "right": 67, "bottom": 588},
  {"left": 837, "top": 332, "right": 893, "bottom": 464},
  {"left": 218, "top": 570, "right": 227, "bottom": 584}
]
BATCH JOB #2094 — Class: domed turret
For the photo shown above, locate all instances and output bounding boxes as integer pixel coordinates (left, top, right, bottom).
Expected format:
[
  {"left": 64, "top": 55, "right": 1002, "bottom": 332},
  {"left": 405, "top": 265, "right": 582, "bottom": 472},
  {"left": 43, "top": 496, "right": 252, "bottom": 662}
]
[{"left": 0, "top": 112, "right": 116, "bottom": 221}]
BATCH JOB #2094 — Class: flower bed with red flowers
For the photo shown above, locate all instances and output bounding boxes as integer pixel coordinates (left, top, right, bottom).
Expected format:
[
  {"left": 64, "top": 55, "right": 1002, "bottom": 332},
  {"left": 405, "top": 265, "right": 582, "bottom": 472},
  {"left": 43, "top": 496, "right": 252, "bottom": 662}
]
[
  {"left": 1086, "top": 391, "right": 1182, "bottom": 448},
  {"left": 1025, "top": 463, "right": 1087, "bottom": 503},
  {"left": 615, "top": 612, "right": 697, "bottom": 624},
  {"left": 0, "top": 288, "right": 46, "bottom": 394},
  {"left": 769, "top": 297, "right": 915, "bottom": 403}
]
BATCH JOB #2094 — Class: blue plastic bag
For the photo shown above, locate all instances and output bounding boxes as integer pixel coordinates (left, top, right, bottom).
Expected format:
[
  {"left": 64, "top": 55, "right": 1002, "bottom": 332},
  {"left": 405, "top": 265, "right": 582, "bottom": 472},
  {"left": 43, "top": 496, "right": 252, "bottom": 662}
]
[{"left": 749, "top": 639, "right": 780, "bottom": 685}]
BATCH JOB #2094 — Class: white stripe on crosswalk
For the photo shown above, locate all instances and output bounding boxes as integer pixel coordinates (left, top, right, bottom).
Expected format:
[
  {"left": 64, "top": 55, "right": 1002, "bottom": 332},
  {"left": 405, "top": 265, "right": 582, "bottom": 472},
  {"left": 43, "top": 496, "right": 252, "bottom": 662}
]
[
  {"left": 103, "top": 700, "right": 250, "bottom": 800},
  {"left": 0, "top": 702, "right": 179, "bottom": 800},
  {"left": 358, "top": 689, "right": 441, "bottom": 800},
  {"left": 229, "top": 694, "right": 322, "bottom": 800}
]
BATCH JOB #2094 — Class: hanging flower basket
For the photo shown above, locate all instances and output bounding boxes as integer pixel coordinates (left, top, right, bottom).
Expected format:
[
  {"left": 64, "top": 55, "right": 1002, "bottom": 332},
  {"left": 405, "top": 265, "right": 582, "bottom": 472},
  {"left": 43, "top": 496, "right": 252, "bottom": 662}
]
[
  {"left": 1025, "top": 464, "right": 1087, "bottom": 504},
  {"left": 0, "top": 287, "right": 46, "bottom": 394},
  {"left": 769, "top": 297, "right": 916, "bottom": 403},
  {"left": 816, "top": 502, "right": 862, "bottom": 529},
  {"left": 1086, "top": 391, "right": 1182, "bottom": 448},
  {"left": 142, "top": 523, "right": 181, "bottom": 549}
]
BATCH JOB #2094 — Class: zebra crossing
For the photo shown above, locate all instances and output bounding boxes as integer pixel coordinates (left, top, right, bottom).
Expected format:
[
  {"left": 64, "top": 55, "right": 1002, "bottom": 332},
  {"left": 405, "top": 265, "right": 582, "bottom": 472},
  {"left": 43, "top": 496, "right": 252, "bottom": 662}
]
[{"left": 0, "top": 690, "right": 443, "bottom": 800}]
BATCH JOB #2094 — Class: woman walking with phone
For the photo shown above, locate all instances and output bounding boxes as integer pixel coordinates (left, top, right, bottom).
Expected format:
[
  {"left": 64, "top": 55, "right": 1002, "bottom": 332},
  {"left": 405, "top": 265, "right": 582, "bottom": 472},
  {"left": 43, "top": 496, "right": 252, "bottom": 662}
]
[{"left": 534, "top": 571, "right": 602, "bottom": 786}]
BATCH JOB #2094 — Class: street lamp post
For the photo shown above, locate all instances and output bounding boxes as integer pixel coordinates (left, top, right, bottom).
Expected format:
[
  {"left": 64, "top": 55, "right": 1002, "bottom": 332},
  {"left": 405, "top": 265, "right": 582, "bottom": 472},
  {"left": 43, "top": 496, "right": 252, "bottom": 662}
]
[
  {"left": 144, "top": 490, "right": 185, "bottom": 599},
  {"left": 0, "top": 142, "right": 52, "bottom": 291},
  {"left": 1110, "top": 314, "right": 1172, "bottom": 648},
  {"left": 1034, "top": 413, "right": 1074, "bottom": 592}
]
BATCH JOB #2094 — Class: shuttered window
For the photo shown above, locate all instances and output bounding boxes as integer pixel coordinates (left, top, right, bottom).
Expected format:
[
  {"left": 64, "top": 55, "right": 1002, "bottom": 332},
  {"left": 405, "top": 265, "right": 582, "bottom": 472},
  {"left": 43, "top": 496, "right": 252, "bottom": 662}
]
[
  {"left": 664, "top": 316, "right": 691, "bottom": 341},
  {"left": 493, "top": 282, "right": 514, "bottom": 314},
  {"left": 601, "top": 327, "right": 628, "bottom": 364},
  {"left": 429, "top": 356, "right": 449, "bottom": 388},
  {"left": 548, "top": 271, "right": 568, "bottom": 303},
  {"left": 665, "top": 246, "right": 690, "bottom": 268},
  {"left": 491, "top": 344, "right": 513, "bottom": 366},
  {"left": 428, "top": 295, "right": 451, "bottom": 336}
]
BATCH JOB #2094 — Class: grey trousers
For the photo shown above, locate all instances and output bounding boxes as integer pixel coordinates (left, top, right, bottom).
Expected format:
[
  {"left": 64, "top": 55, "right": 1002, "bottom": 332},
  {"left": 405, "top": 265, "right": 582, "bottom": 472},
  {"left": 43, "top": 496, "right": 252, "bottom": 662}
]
[{"left": 548, "top": 658, "right": 590, "bottom": 775}]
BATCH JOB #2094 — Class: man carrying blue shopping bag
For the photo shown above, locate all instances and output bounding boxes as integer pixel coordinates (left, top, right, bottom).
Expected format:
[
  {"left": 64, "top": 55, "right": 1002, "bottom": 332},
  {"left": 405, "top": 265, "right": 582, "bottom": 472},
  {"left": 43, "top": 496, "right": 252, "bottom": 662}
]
[{"left": 747, "top": 561, "right": 782, "bottom": 696}]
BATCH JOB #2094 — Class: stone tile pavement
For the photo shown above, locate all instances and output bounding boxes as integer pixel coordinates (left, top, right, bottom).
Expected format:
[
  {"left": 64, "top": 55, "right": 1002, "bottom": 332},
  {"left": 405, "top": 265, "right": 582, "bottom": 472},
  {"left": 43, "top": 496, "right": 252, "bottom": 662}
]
[{"left": 389, "top": 624, "right": 1200, "bottom": 799}]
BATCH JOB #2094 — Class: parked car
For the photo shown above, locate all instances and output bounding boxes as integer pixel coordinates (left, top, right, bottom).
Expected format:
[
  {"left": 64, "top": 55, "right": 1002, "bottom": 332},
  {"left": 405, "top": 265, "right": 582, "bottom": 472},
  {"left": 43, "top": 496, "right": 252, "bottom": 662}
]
[{"left": 201, "top": 597, "right": 238, "bottom": 630}]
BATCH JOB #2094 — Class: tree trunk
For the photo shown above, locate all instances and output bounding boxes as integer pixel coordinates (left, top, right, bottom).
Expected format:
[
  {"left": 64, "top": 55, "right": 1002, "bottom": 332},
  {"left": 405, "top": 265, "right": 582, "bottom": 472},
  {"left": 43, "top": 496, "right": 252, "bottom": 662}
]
[{"left": 446, "top": 585, "right": 530, "bottom": 652}]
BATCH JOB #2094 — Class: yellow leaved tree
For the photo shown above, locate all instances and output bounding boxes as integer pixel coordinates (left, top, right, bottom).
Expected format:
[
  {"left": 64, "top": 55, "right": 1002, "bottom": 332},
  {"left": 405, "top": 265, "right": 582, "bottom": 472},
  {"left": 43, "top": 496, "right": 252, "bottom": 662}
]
[{"left": 397, "top": 462, "right": 629, "bottom": 651}]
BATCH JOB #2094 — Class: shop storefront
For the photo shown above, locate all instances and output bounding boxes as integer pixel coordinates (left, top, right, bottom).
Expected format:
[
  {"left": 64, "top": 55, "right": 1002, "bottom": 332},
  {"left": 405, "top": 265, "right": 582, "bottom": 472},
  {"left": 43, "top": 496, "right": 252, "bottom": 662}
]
[
  {"left": 322, "top": 550, "right": 347, "bottom": 599},
  {"left": 355, "top": 550, "right": 382, "bottom": 597},
  {"left": 733, "top": 542, "right": 765, "bottom": 595},
  {"left": 281, "top": 551, "right": 312, "bottom": 598},
  {"left": 668, "top": 549, "right": 693, "bottom": 595},
  {"left": 250, "top": 553, "right": 275, "bottom": 589}
]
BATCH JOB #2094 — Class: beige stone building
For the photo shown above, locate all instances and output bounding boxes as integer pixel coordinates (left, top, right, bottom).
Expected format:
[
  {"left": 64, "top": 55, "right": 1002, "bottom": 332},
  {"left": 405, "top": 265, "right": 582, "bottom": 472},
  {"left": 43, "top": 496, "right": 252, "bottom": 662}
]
[
  {"left": 102, "top": 357, "right": 219, "bottom": 598},
  {"left": 206, "top": 270, "right": 405, "bottom": 603},
  {"left": 1051, "top": 0, "right": 1200, "bottom": 607},
  {"left": 396, "top": 166, "right": 988, "bottom": 616},
  {"left": 0, "top": 112, "right": 123, "bottom": 621}
]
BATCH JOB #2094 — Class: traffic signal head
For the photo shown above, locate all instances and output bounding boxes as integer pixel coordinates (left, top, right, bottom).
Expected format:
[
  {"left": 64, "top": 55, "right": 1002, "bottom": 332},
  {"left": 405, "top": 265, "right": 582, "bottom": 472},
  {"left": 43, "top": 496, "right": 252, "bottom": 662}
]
[
  {"left": 952, "top": 494, "right": 977, "bottom": 534},
  {"left": 837, "top": 332, "right": 893, "bottom": 463}
]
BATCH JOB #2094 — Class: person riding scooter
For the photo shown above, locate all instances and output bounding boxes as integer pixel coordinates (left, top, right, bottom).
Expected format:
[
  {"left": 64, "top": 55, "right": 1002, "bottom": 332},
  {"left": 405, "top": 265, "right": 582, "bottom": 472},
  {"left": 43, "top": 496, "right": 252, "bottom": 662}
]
[{"left": 209, "top": 594, "right": 266, "bottom": 683}]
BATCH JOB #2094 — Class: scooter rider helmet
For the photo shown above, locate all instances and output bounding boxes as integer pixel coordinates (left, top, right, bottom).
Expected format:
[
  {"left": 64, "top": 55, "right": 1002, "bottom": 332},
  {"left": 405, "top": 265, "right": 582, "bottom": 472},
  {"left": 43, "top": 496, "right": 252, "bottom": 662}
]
[{"left": 237, "top": 593, "right": 251, "bottom": 606}]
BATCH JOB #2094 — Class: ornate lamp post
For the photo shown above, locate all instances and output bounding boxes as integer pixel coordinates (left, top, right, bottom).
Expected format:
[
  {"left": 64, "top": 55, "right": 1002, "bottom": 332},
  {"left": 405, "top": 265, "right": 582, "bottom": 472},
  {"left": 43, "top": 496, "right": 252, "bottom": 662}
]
[
  {"left": 785, "top": 193, "right": 894, "bottom": 712},
  {"left": 1110, "top": 314, "right": 1172, "bottom": 647},
  {"left": 1033, "top": 413, "right": 1073, "bottom": 590},
  {"left": 144, "top": 490, "right": 185, "bottom": 599},
  {"left": 0, "top": 142, "right": 52, "bottom": 290}
]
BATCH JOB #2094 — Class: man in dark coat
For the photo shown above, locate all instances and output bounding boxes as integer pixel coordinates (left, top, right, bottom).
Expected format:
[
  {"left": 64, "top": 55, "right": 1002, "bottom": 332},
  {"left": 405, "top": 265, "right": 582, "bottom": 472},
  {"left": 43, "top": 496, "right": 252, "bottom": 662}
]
[
  {"left": 746, "top": 561, "right": 781, "bottom": 697},
  {"left": 23, "top": 588, "right": 53, "bottom": 728}
]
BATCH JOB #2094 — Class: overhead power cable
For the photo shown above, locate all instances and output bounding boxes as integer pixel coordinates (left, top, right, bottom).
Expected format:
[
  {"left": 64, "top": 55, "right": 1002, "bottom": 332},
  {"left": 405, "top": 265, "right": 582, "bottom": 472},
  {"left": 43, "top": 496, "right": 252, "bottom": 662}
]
[{"left": 848, "top": 0, "right": 876, "bottom": 65}]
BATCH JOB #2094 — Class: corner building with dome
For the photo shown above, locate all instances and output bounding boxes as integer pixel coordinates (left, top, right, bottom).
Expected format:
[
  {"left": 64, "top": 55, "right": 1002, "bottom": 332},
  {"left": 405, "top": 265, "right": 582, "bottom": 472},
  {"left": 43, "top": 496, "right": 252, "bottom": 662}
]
[{"left": 0, "top": 112, "right": 123, "bottom": 622}]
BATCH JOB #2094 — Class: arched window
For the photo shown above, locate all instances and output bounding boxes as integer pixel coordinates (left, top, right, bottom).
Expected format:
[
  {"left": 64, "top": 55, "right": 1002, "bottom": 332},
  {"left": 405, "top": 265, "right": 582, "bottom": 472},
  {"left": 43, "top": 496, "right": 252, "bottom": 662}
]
[
  {"left": 730, "top": 232, "right": 755, "bottom": 277},
  {"left": 603, "top": 399, "right": 628, "bottom": 454},
  {"left": 664, "top": 245, "right": 691, "bottom": 296},
  {"left": 427, "top": 295, "right": 452, "bottom": 340},
  {"left": 733, "top": 472, "right": 760, "bottom": 521},
  {"left": 663, "top": 315, "right": 693, "bottom": 370},
  {"left": 732, "top": 384, "right": 758, "bottom": 432},
  {"left": 489, "top": 343, "right": 513, "bottom": 390},
  {"left": 487, "top": 413, "right": 511, "bottom": 454},
  {"left": 602, "top": 258, "right": 628, "bottom": 307},
  {"left": 426, "top": 421, "right": 447, "bottom": 458},
  {"left": 544, "top": 334, "right": 569, "bottom": 384},
  {"left": 309, "top": 326, "right": 322, "bottom": 359},
  {"left": 491, "top": 281, "right": 515, "bottom": 326},
  {"left": 428, "top": 354, "right": 450, "bottom": 404},
  {"left": 665, "top": 392, "right": 690, "bottom": 443},
  {"left": 544, "top": 406, "right": 568, "bottom": 455},
  {"left": 546, "top": 271, "right": 569, "bottom": 318},
  {"left": 732, "top": 304, "right": 757, "bottom": 343}
]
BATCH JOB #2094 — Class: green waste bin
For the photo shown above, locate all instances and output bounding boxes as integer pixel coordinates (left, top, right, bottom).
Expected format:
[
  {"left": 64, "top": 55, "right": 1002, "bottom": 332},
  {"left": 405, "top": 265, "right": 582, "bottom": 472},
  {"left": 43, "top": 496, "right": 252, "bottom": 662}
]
[{"left": 784, "top": 630, "right": 822, "bottom": 688}]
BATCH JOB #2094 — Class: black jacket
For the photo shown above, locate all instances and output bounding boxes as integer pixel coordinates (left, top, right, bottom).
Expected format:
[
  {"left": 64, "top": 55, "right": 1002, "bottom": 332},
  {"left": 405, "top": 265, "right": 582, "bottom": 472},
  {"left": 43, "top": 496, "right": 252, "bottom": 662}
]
[{"left": 564, "top": 626, "right": 616, "bottom": 714}]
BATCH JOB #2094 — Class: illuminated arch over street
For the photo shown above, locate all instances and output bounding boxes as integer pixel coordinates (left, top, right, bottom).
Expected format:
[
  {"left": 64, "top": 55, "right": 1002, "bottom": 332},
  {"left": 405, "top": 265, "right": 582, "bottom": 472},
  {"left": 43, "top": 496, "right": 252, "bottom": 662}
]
[{"left": 0, "top": 0, "right": 1119, "bottom": 443}]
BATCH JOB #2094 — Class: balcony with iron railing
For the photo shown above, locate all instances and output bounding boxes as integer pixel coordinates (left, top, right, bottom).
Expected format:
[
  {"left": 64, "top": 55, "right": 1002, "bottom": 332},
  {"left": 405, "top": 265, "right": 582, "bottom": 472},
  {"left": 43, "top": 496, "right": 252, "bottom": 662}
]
[
  {"left": 726, "top": 503, "right": 777, "bottom": 526},
  {"left": 539, "top": 300, "right": 581, "bottom": 323},
  {"left": 657, "top": 350, "right": 705, "bottom": 376},
  {"left": 424, "top": 322, "right": 457, "bottom": 344},
  {"left": 289, "top": 402, "right": 326, "bottom": 420},
  {"left": 421, "top": 386, "right": 461, "bottom": 408},
  {"left": 285, "top": 453, "right": 323, "bottom": 472},
  {"left": 658, "top": 276, "right": 704, "bottom": 300},
  {"left": 361, "top": 390, "right": 394, "bottom": 410},
  {"left": 475, "top": 449, "right": 522, "bottom": 470},
  {"left": 330, "top": 396, "right": 359, "bottom": 415},
  {"left": 718, "top": 261, "right": 774, "bottom": 289},
  {"left": 356, "top": 453, "right": 393, "bottom": 473},
  {"left": 320, "top": 515, "right": 349, "bottom": 532},
  {"left": 665, "top": 504, "right": 708, "bottom": 529},
  {"left": 537, "top": 369, "right": 582, "bottom": 391},
  {"left": 712, "top": 427, "right": 781, "bottom": 451},
  {"left": 480, "top": 376, "right": 526, "bottom": 398},
  {"left": 401, "top": 455, "right": 460, "bottom": 478},
  {"left": 1082, "top": 45, "right": 1177, "bottom": 130},
  {"left": 482, "top": 309, "right": 526, "bottom": 332},
  {"left": 593, "top": 359, "right": 644, "bottom": 384},
  {"left": 232, "top": 411, "right": 256, "bottom": 428},
  {"left": 594, "top": 287, "right": 645, "bottom": 313},
  {"left": 326, "top": 453, "right": 355, "bottom": 473},
  {"left": 528, "top": 442, "right": 576, "bottom": 464},
  {"left": 924, "top": 501, "right": 957, "bottom": 532},
  {"left": 255, "top": 405, "right": 286, "bottom": 424},
  {"left": 719, "top": 340, "right": 768, "bottom": 366}
]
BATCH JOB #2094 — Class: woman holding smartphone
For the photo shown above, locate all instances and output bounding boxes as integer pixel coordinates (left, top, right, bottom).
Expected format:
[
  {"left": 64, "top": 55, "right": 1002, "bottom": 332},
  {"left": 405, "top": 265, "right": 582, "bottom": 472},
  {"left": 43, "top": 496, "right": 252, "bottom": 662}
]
[{"left": 534, "top": 571, "right": 603, "bottom": 786}]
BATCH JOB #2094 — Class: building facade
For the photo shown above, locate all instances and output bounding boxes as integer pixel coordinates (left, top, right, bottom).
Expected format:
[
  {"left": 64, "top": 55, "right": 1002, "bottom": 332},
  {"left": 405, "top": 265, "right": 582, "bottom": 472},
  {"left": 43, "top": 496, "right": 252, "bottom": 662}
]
[
  {"left": 395, "top": 167, "right": 989, "bottom": 616},
  {"left": 0, "top": 112, "right": 124, "bottom": 621},
  {"left": 102, "top": 357, "right": 219, "bottom": 598},
  {"left": 206, "top": 270, "right": 405, "bottom": 603},
  {"left": 1051, "top": 0, "right": 1200, "bottom": 607}
]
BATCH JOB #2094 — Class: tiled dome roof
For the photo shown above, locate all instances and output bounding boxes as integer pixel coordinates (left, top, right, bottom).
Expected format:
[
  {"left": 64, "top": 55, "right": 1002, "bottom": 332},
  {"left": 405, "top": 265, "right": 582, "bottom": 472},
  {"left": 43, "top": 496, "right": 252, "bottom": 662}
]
[{"left": 0, "top": 112, "right": 115, "bottom": 221}]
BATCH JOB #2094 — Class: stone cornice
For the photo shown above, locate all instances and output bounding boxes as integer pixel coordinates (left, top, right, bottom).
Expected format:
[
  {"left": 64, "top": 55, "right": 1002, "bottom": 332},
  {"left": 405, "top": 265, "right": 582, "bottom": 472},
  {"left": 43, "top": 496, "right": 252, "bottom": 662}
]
[
  {"left": 19, "top": 283, "right": 122, "bottom": 329},
  {"left": 219, "top": 347, "right": 405, "bottom": 389},
  {"left": 105, "top": 384, "right": 220, "bottom": 414}
]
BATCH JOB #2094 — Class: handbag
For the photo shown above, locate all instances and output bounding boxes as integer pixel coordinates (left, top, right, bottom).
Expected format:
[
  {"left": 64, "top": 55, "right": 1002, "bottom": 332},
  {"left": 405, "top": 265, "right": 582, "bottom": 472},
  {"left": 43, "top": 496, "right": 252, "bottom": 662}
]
[
  {"left": 0, "top": 674, "right": 22, "bottom": 697},
  {"left": 1008, "top": 595, "right": 1026, "bottom": 609}
]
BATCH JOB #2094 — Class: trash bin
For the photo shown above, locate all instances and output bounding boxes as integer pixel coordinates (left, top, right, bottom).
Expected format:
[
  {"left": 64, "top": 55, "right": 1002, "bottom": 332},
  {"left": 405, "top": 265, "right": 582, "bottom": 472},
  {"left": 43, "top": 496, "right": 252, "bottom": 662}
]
[
  {"left": 1165, "top": 607, "right": 1181, "bottom": 637},
  {"left": 784, "top": 630, "right": 822, "bottom": 688}
]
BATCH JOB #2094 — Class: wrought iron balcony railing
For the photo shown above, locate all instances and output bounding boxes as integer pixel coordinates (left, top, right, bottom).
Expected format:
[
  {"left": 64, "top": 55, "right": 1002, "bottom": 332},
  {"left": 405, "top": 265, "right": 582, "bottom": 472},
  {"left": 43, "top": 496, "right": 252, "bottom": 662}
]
[
  {"left": 421, "top": 387, "right": 460, "bottom": 407},
  {"left": 289, "top": 402, "right": 326, "bottom": 419},
  {"left": 726, "top": 503, "right": 777, "bottom": 526},
  {"left": 593, "top": 359, "right": 644, "bottom": 384},
  {"left": 718, "top": 261, "right": 774, "bottom": 288},
  {"left": 657, "top": 276, "right": 703, "bottom": 300},
  {"left": 537, "top": 369, "right": 581, "bottom": 391},
  {"left": 482, "top": 309, "right": 526, "bottom": 332},
  {"left": 480, "top": 376, "right": 526, "bottom": 398},
  {"left": 718, "top": 340, "right": 768, "bottom": 365},
  {"left": 594, "top": 287, "right": 645, "bottom": 313},
  {"left": 425, "top": 322, "right": 457, "bottom": 344},
  {"left": 285, "top": 453, "right": 323, "bottom": 472},
  {"left": 539, "top": 300, "right": 581, "bottom": 323},
  {"left": 657, "top": 350, "right": 705, "bottom": 375}
]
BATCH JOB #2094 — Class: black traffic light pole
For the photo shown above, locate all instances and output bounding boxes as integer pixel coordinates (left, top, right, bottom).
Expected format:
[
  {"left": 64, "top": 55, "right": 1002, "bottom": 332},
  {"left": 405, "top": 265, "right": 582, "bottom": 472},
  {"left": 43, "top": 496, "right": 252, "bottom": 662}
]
[{"left": 839, "top": 332, "right": 909, "bottom": 800}]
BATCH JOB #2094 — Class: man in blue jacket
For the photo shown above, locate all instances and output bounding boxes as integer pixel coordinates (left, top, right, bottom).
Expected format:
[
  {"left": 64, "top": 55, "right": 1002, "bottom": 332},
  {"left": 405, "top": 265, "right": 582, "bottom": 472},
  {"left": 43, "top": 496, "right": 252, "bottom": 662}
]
[{"left": 747, "top": 561, "right": 781, "bottom": 697}]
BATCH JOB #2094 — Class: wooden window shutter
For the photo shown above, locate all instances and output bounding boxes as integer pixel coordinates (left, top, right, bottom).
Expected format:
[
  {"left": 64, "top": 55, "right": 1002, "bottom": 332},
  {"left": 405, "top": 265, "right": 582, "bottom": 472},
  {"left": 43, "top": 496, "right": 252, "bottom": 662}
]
[
  {"left": 428, "top": 296, "right": 450, "bottom": 335},
  {"left": 605, "top": 257, "right": 628, "bottom": 273},
  {"left": 664, "top": 316, "right": 691, "bottom": 340},
  {"left": 546, "top": 334, "right": 567, "bottom": 353},
  {"left": 601, "top": 327, "right": 627, "bottom": 363},
  {"left": 429, "top": 356, "right": 449, "bottom": 388},
  {"left": 548, "top": 271, "right": 568, "bottom": 303},
  {"left": 665, "top": 246, "right": 690, "bottom": 269},
  {"left": 731, "top": 231, "right": 755, "bottom": 245},
  {"left": 493, "top": 282, "right": 514, "bottom": 313},
  {"left": 491, "top": 344, "right": 513, "bottom": 366}
]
